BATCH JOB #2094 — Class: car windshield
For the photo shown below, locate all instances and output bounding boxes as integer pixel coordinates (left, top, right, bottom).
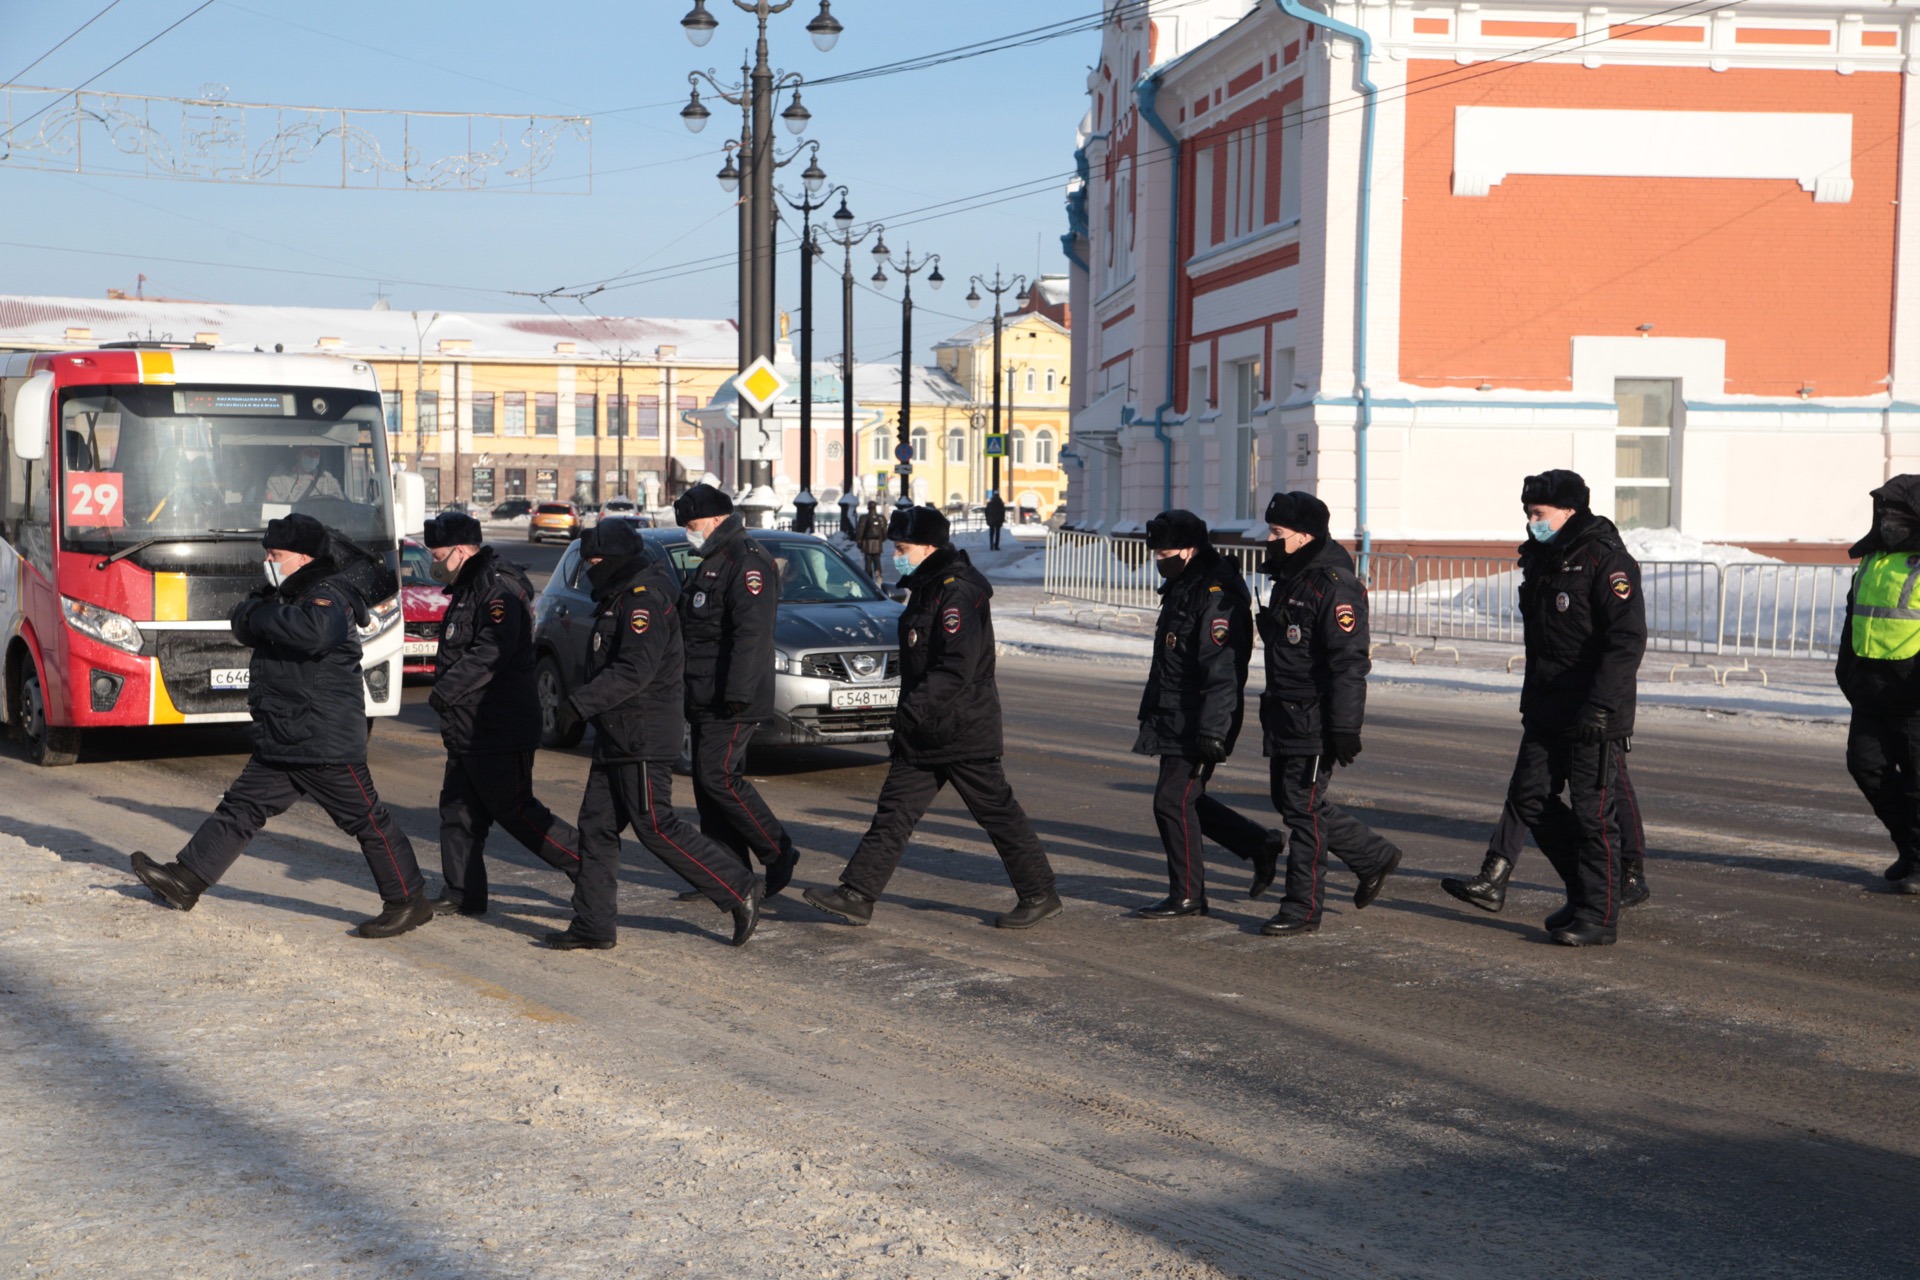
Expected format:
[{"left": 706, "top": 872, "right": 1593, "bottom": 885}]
[
  {"left": 401, "top": 543, "right": 436, "bottom": 588},
  {"left": 735, "top": 538, "right": 884, "bottom": 603},
  {"left": 58, "top": 383, "right": 393, "bottom": 550}
]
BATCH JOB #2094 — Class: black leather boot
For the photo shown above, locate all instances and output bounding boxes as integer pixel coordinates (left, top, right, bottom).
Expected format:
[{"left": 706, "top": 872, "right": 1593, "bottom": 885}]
[
  {"left": 356, "top": 893, "right": 433, "bottom": 939},
  {"left": 803, "top": 884, "right": 874, "bottom": 926},
  {"left": 130, "top": 852, "right": 206, "bottom": 912},
  {"left": 1249, "top": 829, "right": 1285, "bottom": 900},
  {"left": 1441, "top": 853, "right": 1514, "bottom": 913},
  {"left": 731, "top": 879, "right": 764, "bottom": 946},
  {"left": 765, "top": 845, "right": 800, "bottom": 897},
  {"left": 544, "top": 925, "right": 615, "bottom": 950},
  {"left": 1620, "top": 859, "right": 1651, "bottom": 908},
  {"left": 1137, "top": 896, "right": 1209, "bottom": 919},
  {"left": 1884, "top": 853, "right": 1916, "bottom": 882},
  {"left": 1549, "top": 920, "right": 1617, "bottom": 947},
  {"left": 1354, "top": 846, "right": 1402, "bottom": 910},
  {"left": 1545, "top": 903, "right": 1577, "bottom": 932},
  {"left": 995, "top": 891, "right": 1063, "bottom": 930},
  {"left": 1261, "top": 915, "right": 1320, "bottom": 938},
  {"left": 430, "top": 893, "right": 486, "bottom": 918}
]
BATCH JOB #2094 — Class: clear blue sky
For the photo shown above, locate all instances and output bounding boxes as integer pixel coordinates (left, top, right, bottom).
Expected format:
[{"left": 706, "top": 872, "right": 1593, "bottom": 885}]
[{"left": 0, "top": 0, "right": 1101, "bottom": 363}]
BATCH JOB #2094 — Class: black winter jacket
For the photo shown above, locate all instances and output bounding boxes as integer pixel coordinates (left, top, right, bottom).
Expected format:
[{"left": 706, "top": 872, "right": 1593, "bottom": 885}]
[
  {"left": 229, "top": 557, "right": 369, "bottom": 765},
  {"left": 1256, "top": 538, "right": 1370, "bottom": 756},
  {"left": 680, "top": 515, "right": 778, "bottom": 723},
  {"left": 1836, "top": 473, "right": 1920, "bottom": 714},
  {"left": 569, "top": 555, "right": 687, "bottom": 763},
  {"left": 891, "top": 546, "right": 1003, "bottom": 765},
  {"left": 1517, "top": 512, "right": 1647, "bottom": 738},
  {"left": 1133, "top": 547, "right": 1253, "bottom": 758},
  {"left": 428, "top": 547, "right": 541, "bottom": 755}
]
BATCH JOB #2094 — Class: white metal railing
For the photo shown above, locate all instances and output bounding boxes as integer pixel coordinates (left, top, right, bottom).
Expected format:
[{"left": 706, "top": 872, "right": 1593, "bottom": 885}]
[{"left": 1043, "top": 531, "right": 1852, "bottom": 661}]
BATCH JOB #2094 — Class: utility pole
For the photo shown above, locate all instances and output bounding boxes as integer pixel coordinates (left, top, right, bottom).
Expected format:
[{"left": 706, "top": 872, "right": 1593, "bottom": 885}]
[
  {"left": 965, "top": 271, "right": 1028, "bottom": 505},
  {"left": 871, "top": 235, "right": 943, "bottom": 510}
]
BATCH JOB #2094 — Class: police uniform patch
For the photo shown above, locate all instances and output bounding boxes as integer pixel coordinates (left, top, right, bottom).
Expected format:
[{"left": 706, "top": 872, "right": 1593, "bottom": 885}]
[
  {"left": 942, "top": 607, "right": 962, "bottom": 635},
  {"left": 488, "top": 599, "right": 507, "bottom": 624},
  {"left": 1609, "top": 571, "right": 1632, "bottom": 600},
  {"left": 693, "top": 591, "right": 707, "bottom": 609},
  {"left": 630, "top": 608, "right": 650, "bottom": 634},
  {"left": 312, "top": 597, "right": 332, "bottom": 607},
  {"left": 908, "top": 629, "right": 920, "bottom": 647},
  {"left": 1334, "top": 603, "right": 1357, "bottom": 634},
  {"left": 1164, "top": 631, "right": 1178, "bottom": 649},
  {"left": 1556, "top": 591, "right": 1571, "bottom": 612},
  {"left": 1210, "top": 617, "right": 1230, "bottom": 646},
  {"left": 1286, "top": 623, "right": 1302, "bottom": 645},
  {"left": 745, "top": 568, "right": 765, "bottom": 596},
  {"left": 591, "top": 632, "right": 603, "bottom": 652}
]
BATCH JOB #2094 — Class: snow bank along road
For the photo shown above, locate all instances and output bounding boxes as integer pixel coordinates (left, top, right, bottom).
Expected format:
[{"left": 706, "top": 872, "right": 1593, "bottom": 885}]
[{"left": 3, "top": 652, "right": 1916, "bottom": 1278}]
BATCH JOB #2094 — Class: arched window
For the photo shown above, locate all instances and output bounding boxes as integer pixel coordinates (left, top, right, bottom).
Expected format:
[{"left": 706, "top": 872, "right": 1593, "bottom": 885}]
[
  {"left": 871, "top": 431, "right": 891, "bottom": 462},
  {"left": 1045, "top": 369, "right": 1057, "bottom": 392},
  {"left": 946, "top": 429, "right": 966, "bottom": 464},
  {"left": 1011, "top": 431, "right": 1028, "bottom": 465},
  {"left": 911, "top": 426, "right": 929, "bottom": 461},
  {"left": 1034, "top": 429, "right": 1055, "bottom": 466}
]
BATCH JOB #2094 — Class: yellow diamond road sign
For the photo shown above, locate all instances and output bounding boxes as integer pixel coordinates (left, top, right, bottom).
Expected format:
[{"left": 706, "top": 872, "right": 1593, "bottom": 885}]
[{"left": 733, "top": 357, "right": 788, "bottom": 415}]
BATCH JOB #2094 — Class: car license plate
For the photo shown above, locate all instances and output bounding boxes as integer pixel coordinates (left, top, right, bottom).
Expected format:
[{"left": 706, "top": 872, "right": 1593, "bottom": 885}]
[
  {"left": 831, "top": 686, "right": 898, "bottom": 710},
  {"left": 210, "top": 668, "right": 250, "bottom": 691},
  {"left": 404, "top": 640, "right": 439, "bottom": 657}
]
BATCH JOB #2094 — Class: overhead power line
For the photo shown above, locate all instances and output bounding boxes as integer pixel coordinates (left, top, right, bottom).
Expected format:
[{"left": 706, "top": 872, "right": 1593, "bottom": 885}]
[
  {"left": 1, "top": 0, "right": 215, "bottom": 147},
  {"left": 0, "top": 1, "right": 124, "bottom": 91}
]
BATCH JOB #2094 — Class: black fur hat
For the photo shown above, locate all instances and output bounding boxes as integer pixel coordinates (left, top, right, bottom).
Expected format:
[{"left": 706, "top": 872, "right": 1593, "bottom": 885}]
[
  {"left": 1144, "top": 509, "right": 1209, "bottom": 550},
  {"left": 1263, "top": 491, "right": 1330, "bottom": 538},
  {"left": 261, "top": 512, "right": 328, "bottom": 557},
  {"left": 581, "top": 518, "right": 645, "bottom": 562},
  {"left": 1520, "top": 469, "right": 1591, "bottom": 512},
  {"left": 885, "top": 504, "right": 951, "bottom": 546},
  {"left": 422, "top": 511, "right": 483, "bottom": 549},
  {"left": 672, "top": 482, "right": 734, "bottom": 525}
]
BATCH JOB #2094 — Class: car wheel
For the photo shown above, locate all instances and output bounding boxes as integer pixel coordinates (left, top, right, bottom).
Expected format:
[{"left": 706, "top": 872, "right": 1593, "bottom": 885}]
[
  {"left": 19, "top": 662, "right": 81, "bottom": 767},
  {"left": 535, "top": 654, "right": 585, "bottom": 749}
]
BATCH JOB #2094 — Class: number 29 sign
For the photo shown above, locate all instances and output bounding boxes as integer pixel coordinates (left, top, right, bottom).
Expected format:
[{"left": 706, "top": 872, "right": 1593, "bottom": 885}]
[{"left": 67, "top": 472, "right": 126, "bottom": 528}]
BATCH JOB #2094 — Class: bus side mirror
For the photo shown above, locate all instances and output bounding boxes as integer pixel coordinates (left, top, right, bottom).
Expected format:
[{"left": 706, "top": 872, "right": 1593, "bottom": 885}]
[
  {"left": 393, "top": 470, "right": 426, "bottom": 538},
  {"left": 10, "top": 373, "right": 53, "bottom": 463}
]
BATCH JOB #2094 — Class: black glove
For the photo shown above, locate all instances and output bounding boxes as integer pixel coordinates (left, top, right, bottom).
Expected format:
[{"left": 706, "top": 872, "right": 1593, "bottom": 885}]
[
  {"left": 248, "top": 583, "right": 279, "bottom": 601},
  {"left": 427, "top": 689, "right": 450, "bottom": 718},
  {"left": 723, "top": 700, "right": 751, "bottom": 719},
  {"left": 1331, "top": 732, "right": 1363, "bottom": 767},
  {"left": 1194, "top": 735, "right": 1228, "bottom": 765},
  {"left": 1575, "top": 707, "right": 1610, "bottom": 745}
]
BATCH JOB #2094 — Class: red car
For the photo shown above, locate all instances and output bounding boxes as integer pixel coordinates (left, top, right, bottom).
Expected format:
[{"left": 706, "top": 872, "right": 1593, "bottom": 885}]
[{"left": 400, "top": 538, "right": 447, "bottom": 679}]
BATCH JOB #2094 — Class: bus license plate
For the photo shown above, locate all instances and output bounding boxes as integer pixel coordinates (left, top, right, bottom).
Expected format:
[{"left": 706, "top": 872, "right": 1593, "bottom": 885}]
[
  {"left": 831, "top": 686, "right": 898, "bottom": 710},
  {"left": 210, "top": 668, "right": 250, "bottom": 691}
]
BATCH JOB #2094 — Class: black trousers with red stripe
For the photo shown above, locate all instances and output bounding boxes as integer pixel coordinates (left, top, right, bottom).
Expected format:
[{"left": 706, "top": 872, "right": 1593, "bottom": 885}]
[
  {"left": 177, "top": 755, "right": 424, "bottom": 905},
  {"left": 570, "top": 760, "right": 756, "bottom": 942},
  {"left": 690, "top": 720, "right": 795, "bottom": 869},
  {"left": 840, "top": 756, "right": 1056, "bottom": 903},
  {"left": 438, "top": 751, "right": 583, "bottom": 909},
  {"left": 1488, "top": 749, "right": 1645, "bottom": 865},
  {"left": 1151, "top": 755, "right": 1270, "bottom": 901},
  {"left": 1506, "top": 732, "right": 1624, "bottom": 928},
  {"left": 1271, "top": 754, "right": 1399, "bottom": 926}
]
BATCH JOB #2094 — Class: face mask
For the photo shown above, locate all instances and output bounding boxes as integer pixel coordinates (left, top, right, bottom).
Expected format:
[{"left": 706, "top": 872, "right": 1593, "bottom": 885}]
[
  {"left": 1262, "top": 542, "right": 1291, "bottom": 575},
  {"left": 1527, "top": 520, "right": 1558, "bottom": 543},
  {"left": 1878, "top": 516, "right": 1915, "bottom": 547},
  {"left": 1155, "top": 556, "right": 1185, "bottom": 580},
  {"left": 298, "top": 453, "right": 320, "bottom": 473},
  {"left": 263, "top": 559, "right": 286, "bottom": 588},
  {"left": 684, "top": 530, "right": 707, "bottom": 553},
  {"left": 428, "top": 555, "right": 457, "bottom": 585},
  {"left": 893, "top": 552, "right": 915, "bottom": 578},
  {"left": 585, "top": 558, "right": 631, "bottom": 599}
]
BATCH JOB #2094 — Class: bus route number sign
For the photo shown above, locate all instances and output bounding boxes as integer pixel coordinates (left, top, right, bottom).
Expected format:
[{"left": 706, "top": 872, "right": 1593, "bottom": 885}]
[{"left": 67, "top": 472, "right": 126, "bottom": 528}]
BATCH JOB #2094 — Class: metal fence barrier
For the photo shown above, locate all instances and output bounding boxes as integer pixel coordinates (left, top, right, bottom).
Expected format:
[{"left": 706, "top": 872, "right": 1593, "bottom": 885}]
[{"left": 1043, "top": 530, "right": 1852, "bottom": 671}]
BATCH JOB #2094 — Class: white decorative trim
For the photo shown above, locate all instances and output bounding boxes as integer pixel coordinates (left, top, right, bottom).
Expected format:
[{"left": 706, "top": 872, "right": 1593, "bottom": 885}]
[
  {"left": 1186, "top": 218, "right": 1302, "bottom": 276},
  {"left": 1570, "top": 335, "right": 1726, "bottom": 399},
  {"left": 1452, "top": 106, "right": 1855, "bottom": 201},
  {"left": 1192, "top": 269, "right": 1300, "bottom": 336}
]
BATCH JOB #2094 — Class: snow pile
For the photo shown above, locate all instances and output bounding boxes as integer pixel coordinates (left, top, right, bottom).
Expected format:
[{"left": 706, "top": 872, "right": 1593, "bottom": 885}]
[{"left": 1620, "top": 527, "right": 1776, "bottom": 566}]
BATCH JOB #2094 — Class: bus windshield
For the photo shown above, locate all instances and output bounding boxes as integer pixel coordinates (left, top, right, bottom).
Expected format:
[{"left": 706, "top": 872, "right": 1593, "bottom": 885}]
[{"left": 58, "top": 384, "right": 393, "bottom": 551}]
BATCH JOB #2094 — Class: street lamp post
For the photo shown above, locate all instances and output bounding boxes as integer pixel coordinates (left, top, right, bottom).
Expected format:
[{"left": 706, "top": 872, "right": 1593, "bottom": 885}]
[
  {"left": 965, "top": 271, "right": 1029, "bottom": 505},
  {"left": 682, "top": 0, "right": 843, "bottom": 524},
  {"left": 820, "top": 210, "right": 880, "bottom": 520},
  {"left": 871, "top": 236, "right": 943, "bottom": 510},
  {"left": 410, "top": 310, "right": 440, "bottom": 476},
  {"left": 777, "top": 164, "right": 844, "bottom": 534}
]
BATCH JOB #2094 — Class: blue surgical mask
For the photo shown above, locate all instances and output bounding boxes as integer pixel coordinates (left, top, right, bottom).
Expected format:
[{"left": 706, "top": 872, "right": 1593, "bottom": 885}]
[
  {"left": 684, "top": 530, "right": 707, "bottom": 553},
  {"left": 1527, "top": 520, "right": 1558, "bottom": 543},
  {"left": 893, "top": 552, "right": 914, "bottom": 577}
]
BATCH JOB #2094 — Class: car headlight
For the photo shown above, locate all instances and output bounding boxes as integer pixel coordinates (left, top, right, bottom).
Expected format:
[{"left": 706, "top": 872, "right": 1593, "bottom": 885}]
[
  {"left": 773, "top": 649, "right": 800, "bottom": 675},
  {"left": 62, "top": 596, "right": 143, "bottom": 654},
  {"left": 357, "top": 596, "right": 403, "bottom": 641}
]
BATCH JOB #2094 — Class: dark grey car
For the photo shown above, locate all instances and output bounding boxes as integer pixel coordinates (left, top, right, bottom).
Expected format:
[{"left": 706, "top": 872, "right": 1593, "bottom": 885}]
[{"left": 532, "top": 528, "right": 905, "bottom": 754}]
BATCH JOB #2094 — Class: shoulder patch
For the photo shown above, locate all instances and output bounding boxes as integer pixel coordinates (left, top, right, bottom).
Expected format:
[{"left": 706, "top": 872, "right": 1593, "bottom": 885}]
[
  {"left": 1208, "top": 584, "right": 1222, "bottom": 593},
  {"left": 630, "top": 584, "right": 646, "bottom": 593},
  {"left": 941, "top": 606, "right": 962, "bottom": 634},
  {"left": 629, "top": 608, "right": 651, "bottom": 634},
  {"left": 1609, "top": 570, "right": 1633, "bottom": 600},
  {"left": 487, "top": 599, "right": 507, "bottom": 624},
  {"left": 943, "top": 576, "right": 956, "bottom": 585},
  {"left": 744, "top": 567, "right": 766, "bottom": 596},
  {"left": 1334, "top": 602, "right": 1357, "bottom": 634},
  {"left": 311, "top": 597, "right": 333, "bottom": 608},
  {"left": 1210, "top": 616, "right": 1230, "bottom": 646}
]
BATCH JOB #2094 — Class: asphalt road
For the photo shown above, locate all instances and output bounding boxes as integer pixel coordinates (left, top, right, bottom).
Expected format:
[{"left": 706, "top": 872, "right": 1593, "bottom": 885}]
[{"left": 5, "top": 541, "right": 1916, "bottom": 1279}]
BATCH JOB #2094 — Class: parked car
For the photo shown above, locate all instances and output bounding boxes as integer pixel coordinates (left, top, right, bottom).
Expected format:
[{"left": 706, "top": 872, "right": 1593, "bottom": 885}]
[
  {"left": 528, "top": 501, "right": 581, "bottom": 544},
  {"left": 491, "top": 498, "right": 533, "bottom": 520},
  {"left": 398, "top": 538, "right": 447, "bottom": 680},
  {"left": 599, "top": 496, "right": 640, "bottom": 520},
  {"left": 531, "top": 528, "right": 904, "bottom": 753}
]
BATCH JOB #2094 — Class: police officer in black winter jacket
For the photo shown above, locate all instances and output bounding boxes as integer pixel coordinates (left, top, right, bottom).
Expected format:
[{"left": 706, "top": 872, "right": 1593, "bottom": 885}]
[
  {"left": 1486, "top": 469, "right": 1648, "bottom": 947},
  {"left": 131, "top": 513, "right": 431, "bottom": 939},
  {"left": 673, "top": 483, "right": 801, "bottom": 895},
  {"left": 549, "top": 519, "right": 762, "bottom": 950},
  {"left": 1131, "top": 509, "right": 1282, "bottom": 917},
  {"left": 804, "top": 505, "right": 1062, "bottom": 930},
  {"left": 421, "top": 511, "right": 583, "bottom": 917},
  {"left": 1255, "top": 492, "right": 1402, "bottom": 938}
]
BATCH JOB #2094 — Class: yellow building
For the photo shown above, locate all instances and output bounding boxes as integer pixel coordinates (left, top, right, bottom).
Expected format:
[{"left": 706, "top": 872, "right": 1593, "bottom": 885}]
[{"left": 932, "top": 309, "right": 1073, "bottom": 518}]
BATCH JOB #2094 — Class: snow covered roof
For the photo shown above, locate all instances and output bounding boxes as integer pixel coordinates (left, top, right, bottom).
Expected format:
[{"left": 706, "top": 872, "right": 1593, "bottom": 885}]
[
  {"left": 0, "top": 295, "right": 740, "bottom": 365},
  {"left": 1031, "top": 275, "right": 1070, "bottom": 307},
  {"left": 932, "top": 312, "right": 1070, "bottom": 350}
]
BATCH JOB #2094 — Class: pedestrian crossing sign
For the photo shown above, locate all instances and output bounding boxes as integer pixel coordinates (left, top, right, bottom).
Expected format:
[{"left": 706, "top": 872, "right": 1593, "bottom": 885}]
[{"left": 985, "top": 434, "right": 1008, "bottom": 457}]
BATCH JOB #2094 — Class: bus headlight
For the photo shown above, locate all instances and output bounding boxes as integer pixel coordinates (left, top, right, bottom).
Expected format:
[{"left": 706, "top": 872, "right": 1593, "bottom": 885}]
[
  {"left": 62, "top": 597, "right": 143, "bottom": 654},
  {"left": 358, "top": 596, "right": 402, "bottom": 641}
]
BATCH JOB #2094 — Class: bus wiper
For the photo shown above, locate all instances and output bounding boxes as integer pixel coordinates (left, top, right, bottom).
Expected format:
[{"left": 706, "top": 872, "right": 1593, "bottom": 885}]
[{"left": 94, "top": 530, "right": 266, "bottom": 569}]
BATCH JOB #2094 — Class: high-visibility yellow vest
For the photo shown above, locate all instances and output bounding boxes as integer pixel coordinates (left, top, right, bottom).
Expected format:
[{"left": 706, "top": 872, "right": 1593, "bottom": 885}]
[{"left": 1851, "top": 551, "right": 1920, "bottom": 660}]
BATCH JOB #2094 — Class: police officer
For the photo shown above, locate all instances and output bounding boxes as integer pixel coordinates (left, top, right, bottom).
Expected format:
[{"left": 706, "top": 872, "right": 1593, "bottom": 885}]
[
  {"left": 1255, "top": 492, "right": 1402, "bottom": 937},
  {"left": 421, "top": 511, "right": 583, "bottom": 917},
  {"left": 1443, "top": 757, "right": 1651, "bottom": 912},
  {"left": 1132, "top": 509, "right": 1283, "bottom": 916},
  {"left": 804, "top": 505, "right": 1062, "bottom": 929},
  {"left": 548, "top": 520, "right": 762, "bottom": 950},
  {"left": 1837, "top": 475, "right": 1920, "bottom": 895},
  {"left": 131, "top": 514, "right": 430, "bottom": 939},
  {"left": 1486, "top": 469, "right": 1647, "bottom": 946}
]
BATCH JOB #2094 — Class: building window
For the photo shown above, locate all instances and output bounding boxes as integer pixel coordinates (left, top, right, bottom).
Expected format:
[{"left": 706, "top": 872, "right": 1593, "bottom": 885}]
[
  {"left": 607, "top": 394, "right": 626, "bottom": 437},
  {"left": 535, "top": 468, "right": 558, "bottom": 500},
  {"left": 1614, "top": 378, "right": 1677, "bottom": 529},
  {"left": 1045, "top": 369, "right": 1057, "bottom": 392},
  {"left": 1025, "top": 369, "right": 1036, "bottom": 393},
  {"left": 871, "top": 431, "right": 892, "bottom": 462},
  {"left": 503, "top": 391, "right": 527, "bottom": 437},
  {"left": 638, "top": 396, "right": 662, "bottom": 442},
  {"left": 947, "top": 430, "right": 966, "bottom": 464},
  {"left": 676, "top": 395, "right": 699, "bottom": 437},
  {"left": 1034, "top": 429, "right": 1056, "bottom": 466},
  {"left": 1194, "top": 145, "right": 1215, "bottom": 253},
  {"left": 472, "top": 392, "right": 495, "bottom": 435},
  {"left": 417, "top": 390, "right": 439, "bottom": 434},
  {"left": 471, "top": 468, "right": 496, "bottom": 504},
  {"left": 421, "top": 469, "right": 440, "bottom": 506},
  {"left": 384, "top": 392, "right": 401, "bottom": 434},
  {"left": 574, "top": 393, "right": 596, "bottom": 436},
  {"left": 534, "top": 393, "right": 558, "bottom": 436},
  {"left": 1222, "top": 120, "right": 1270, "bottom": 242},
  {"left": 603, "top": 469, "right": 626, "bottom": 497},
  {"left": 1011, "top": 430, "right": 1028, "bottom": 466},
  {"left": 1280, "top": 109, "right": 1302, "bottom": 225},
  {"left": 1232, "top": 359, "right": 1263, "bottom": 521},
  {"left": 573, "top": 468, "right": 597, "bottom": 505},
  {"left": 911, "top": 427, "right": 929, "bottom": 461}
]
